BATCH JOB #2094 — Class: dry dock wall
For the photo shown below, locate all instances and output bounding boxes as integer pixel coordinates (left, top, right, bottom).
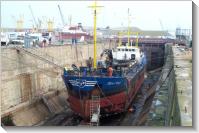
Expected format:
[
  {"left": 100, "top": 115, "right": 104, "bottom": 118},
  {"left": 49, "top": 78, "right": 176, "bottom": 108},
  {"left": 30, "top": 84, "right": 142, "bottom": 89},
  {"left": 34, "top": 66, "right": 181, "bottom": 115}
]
[
  {"left": 147, "top": 44, "right": 192, "bottom": 126},
  {"left": 1, "top": 44, "right": 108, "bottom": 119}
]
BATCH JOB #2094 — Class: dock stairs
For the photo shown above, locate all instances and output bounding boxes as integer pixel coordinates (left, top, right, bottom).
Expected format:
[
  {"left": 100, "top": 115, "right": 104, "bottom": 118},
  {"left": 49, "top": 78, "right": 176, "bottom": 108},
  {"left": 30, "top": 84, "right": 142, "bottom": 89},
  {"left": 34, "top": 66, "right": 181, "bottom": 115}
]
[
  {"left": 90, "top": 95, "right": 100, "bottom": 126},
  {"left": 14, "top": 46, "right": 64, "bottom": 70}
]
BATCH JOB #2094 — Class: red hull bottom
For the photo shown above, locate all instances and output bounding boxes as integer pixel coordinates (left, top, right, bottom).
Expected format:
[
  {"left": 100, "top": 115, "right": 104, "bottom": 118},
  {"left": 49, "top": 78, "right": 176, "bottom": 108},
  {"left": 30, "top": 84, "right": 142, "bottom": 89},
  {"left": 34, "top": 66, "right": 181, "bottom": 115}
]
[{"left": 68, "top": 91, "right": 126, "bottom": 120}]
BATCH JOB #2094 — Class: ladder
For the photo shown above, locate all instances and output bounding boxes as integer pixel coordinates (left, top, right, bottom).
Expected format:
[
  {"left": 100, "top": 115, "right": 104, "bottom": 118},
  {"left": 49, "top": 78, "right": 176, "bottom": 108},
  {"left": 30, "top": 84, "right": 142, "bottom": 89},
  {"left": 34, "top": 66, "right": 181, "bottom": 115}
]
[
  {"left": 14, "top": 46, "right": 64, "bottom": 70},
  {"left": 90, "top": 95, "right": 100, "bottom": 126}
]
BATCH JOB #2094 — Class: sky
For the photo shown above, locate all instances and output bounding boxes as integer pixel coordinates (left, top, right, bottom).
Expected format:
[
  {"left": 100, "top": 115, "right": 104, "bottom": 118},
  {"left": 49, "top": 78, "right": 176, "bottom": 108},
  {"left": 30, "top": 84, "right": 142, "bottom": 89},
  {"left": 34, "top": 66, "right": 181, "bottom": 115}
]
[{"left": 1, "top": 1, "right": 192, "bottom": 31}]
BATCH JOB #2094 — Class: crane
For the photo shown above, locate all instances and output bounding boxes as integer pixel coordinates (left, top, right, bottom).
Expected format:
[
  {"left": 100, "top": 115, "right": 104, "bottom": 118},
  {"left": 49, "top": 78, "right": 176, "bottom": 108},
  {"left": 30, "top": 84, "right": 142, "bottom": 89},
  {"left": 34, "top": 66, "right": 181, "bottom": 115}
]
[
  {"left": 42, "top": 16, "right": 54, "bottom": 32},
  {"left": 58, "top": 5, "right": 66, "bottom": 27},
  {"left": 37, "top": 18, "right": 43, "bottom": 30},
  {"left": 11, "top": 15, "right": 24, "bottom": 31},
  {"left": 17, "top": 15, "right": 24, "bottom": 32},
  {"left": 159, "top": 19, "right": 164, "bottom": 31},
  {"left": 47, "top": 18, "right": 54, "bottom": 32},
  {"left": 159, "top": 19, "right": 169, "bottom": 38},
  {"left": 29, "top": 5, "right": 38, "bottom": 31},
  {"left": 68, "top": 15, "right": 72, "bottom": 26}
]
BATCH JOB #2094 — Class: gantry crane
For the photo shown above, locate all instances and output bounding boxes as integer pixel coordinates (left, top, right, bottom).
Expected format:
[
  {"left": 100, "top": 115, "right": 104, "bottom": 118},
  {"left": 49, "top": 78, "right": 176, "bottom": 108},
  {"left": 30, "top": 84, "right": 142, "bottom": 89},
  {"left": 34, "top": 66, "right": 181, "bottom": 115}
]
[
  {"left": 11, "top": 15, "right": 24, "bottom": 32},
  {"left": 42, "top": 16, "right": 54, "bottom": 32}
]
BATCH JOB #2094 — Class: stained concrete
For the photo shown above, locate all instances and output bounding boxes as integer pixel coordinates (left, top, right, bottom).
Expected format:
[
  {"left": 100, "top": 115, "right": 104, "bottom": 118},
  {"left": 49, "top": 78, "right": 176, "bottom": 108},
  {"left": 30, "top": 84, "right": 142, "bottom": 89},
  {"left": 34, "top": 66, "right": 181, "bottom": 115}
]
[{"left": 173, "top": 46, "right": 192, "bottom": 126}]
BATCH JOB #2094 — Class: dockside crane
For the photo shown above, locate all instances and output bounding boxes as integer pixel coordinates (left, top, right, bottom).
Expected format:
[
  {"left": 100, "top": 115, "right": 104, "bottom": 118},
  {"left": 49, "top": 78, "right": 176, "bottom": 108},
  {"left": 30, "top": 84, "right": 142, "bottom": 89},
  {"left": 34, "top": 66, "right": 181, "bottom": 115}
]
[
  {"left": 68, "top": 15, "right": 72, "bottom": 26},
  {"left": 29, "top": 5, "right": 38, "bottom": 31},
  {"left": 159, "top": 19, "right": 169, "bottom": 38},
  {"left": 58, "top": 5, "right": 66, "bottom": 27},
  {"left": 159, "top": 19, "right": 164, "bottom": 31},
  {"left": 11, "top": 15, "right": 24, "bottom": 32}
]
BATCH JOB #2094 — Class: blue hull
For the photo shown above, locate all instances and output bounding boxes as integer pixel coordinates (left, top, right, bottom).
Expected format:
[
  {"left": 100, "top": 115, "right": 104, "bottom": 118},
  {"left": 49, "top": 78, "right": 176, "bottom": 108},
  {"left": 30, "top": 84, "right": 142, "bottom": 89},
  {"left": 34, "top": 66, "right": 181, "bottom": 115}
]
[
  {"left": 62, "top": 52, "right": 146, "bottom": 94},
  {"left": 63, "top": 75, "right": 128, "bottom": 96}
]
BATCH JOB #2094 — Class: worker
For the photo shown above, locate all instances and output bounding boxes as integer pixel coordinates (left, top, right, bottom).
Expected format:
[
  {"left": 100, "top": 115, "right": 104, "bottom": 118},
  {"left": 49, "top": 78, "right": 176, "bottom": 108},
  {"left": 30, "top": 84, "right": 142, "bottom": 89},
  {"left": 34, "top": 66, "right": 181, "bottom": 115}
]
[
  {"left": 49, "top": 37, "right": 52, "bottom": 45},
  {"left": 87, "top": 57, "right": 93, "bottom": 73},
  {"left": 64, "top": 67, "right": 68, "bottom": 75},
  {"left": 82, "top": 67, "right": 87, "bottom": 76},
  {"left": 42, "top": 39, "right": 46, "bottom": 47},
  {"left": 128, "top": 105, "right": 136, "bottom": 113},
  {"left": 107, "top": 65, "right": 113, "bottom": 77}
]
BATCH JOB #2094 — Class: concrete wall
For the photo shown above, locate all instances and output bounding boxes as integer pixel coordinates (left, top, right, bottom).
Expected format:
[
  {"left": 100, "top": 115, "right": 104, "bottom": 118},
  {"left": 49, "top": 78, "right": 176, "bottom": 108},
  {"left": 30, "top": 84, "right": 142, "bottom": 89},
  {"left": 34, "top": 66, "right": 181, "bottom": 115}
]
[
  {"left": 147, "top": 44, "right": 192, "bottom": 126},
  {"left": 172, "top": 46, "right": 192, "bottom": 126},
  {"left": 146, "top": 44, "right": 178, "bottom": 126},
  {"left": 1, "top": 44, "right": 108, "bottom": 116}
]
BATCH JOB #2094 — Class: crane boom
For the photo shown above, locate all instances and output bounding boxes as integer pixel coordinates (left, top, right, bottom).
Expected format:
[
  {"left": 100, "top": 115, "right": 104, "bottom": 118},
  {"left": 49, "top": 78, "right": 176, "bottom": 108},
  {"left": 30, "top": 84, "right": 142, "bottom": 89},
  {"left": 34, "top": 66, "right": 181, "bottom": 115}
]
[
  {"left": 58, "top": 5, "right": 66, "bottom": 26},
  {"left": 159, "top": 19, "right": 164, "bottom": 31},
  {"left": 29, "top": 5, "right": 38, "bottom": 29}
]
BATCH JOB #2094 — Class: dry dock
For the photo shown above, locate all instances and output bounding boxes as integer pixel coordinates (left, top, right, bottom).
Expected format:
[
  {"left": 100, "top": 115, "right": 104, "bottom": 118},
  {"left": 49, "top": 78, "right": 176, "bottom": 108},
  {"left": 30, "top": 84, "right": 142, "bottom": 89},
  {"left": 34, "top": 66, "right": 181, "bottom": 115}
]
[{"left": 1, "top": 44, "right": 192, "bottom": 126}]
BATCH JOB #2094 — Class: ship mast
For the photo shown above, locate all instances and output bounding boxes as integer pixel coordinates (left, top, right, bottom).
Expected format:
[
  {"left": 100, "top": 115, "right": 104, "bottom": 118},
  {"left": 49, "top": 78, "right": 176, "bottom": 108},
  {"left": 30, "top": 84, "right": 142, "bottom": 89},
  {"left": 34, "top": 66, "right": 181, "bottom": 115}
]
[{"left": 88, "top": 1, "right": 103, "bottom": 69}]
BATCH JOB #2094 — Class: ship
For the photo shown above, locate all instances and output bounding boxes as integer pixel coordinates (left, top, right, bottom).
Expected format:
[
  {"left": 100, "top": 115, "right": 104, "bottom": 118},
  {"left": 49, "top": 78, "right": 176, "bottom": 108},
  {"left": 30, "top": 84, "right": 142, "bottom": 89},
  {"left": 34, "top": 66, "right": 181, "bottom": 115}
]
[
  {"left": 62, "top": 45, "right": 147, "bottom": 120},
  {"left": 55, "top": 23, "right": 92, "bottom": 44}
]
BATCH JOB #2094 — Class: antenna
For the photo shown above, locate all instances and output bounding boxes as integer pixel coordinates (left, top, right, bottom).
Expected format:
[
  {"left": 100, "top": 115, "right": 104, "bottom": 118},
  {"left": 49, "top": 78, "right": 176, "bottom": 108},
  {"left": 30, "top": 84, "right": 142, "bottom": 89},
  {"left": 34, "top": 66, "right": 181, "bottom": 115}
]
[{"left": 88, "top": 1, "right": 103, "bottom": 69}]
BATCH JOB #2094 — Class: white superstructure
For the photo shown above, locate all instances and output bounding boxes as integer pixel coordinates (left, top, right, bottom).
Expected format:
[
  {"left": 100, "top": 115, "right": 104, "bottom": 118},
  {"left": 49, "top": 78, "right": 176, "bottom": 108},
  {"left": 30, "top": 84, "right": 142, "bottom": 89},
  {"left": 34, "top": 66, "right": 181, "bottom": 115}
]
[{"left": 112, "top": 46, "right": 143, "bottom": 63}]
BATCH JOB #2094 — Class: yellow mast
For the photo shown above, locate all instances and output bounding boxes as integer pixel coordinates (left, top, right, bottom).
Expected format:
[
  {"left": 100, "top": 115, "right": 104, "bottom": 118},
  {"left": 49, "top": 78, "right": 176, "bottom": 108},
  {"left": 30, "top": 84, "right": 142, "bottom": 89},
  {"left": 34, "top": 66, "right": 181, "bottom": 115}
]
[
  {"left": 88, "top": 1, "right": 103, "bottom": 69},
  {"left": 94, "top": 2, "right": 97, "bottom": 69}
]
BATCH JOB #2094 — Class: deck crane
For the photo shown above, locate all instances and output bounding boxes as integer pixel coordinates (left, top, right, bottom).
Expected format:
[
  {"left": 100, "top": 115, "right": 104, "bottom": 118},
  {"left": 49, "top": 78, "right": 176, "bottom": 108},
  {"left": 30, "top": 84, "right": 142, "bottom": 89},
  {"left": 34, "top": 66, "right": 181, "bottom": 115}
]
[
  {"left": 29, "top": 5, "right": 38, "bottom": 31},
  {"left": 58, "top": 5, "right": 66, "bottom": 27}
]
